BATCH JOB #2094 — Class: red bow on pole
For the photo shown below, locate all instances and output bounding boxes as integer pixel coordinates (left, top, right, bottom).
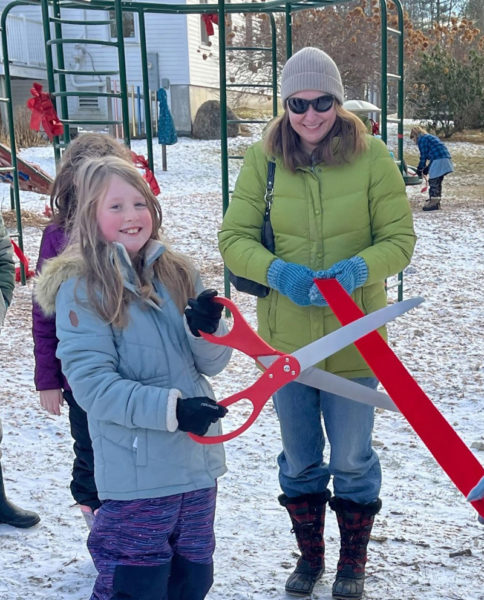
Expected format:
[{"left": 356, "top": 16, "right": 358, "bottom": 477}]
[
  {"left": 26, "top": 83, "right": 64, "bottom": 141},
  {"left": 131, "top": 152, "right": 161, "bottom": 196},
  {"left": 11, "top": 239, "right": 35, "bottom": 282},
  {"left": 202, "top": 13, "right": 218, "bottom": 36}
]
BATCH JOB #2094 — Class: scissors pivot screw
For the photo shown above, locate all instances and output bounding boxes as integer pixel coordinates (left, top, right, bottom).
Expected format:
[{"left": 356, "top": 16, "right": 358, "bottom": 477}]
[
  {"left": 268, "top": 373, "right": 274, "bottom": 379},
  {"left": 283, "top": 365, "right": 290, "bottom": 373}
]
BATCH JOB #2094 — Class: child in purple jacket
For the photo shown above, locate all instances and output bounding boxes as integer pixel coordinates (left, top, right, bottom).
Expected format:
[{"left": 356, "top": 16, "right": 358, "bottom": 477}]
[{"left": 32, "top": 133, "right": 133, "bottom": 528}]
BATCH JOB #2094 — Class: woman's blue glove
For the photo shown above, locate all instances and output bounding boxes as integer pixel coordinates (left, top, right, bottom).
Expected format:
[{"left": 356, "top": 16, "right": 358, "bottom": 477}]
[
  {"left": 467, "top": 476, "right": 484, "bottom": 524},
  {"left": 309, "top": 256, "right": 369, "bottom": 306},
  {"left": 267, "top": 259, "right": 315, "bottom": 306}
]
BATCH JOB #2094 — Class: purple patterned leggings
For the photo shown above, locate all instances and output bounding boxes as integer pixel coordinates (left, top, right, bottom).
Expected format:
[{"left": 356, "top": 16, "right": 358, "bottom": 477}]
[{"left": 87, "top": 486, "right": 217, "bottom": 600}]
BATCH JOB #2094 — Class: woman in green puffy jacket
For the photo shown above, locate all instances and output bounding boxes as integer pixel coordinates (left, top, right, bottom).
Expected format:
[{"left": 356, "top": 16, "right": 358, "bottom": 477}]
[{"left": 219, "top": 47, "right": 416, "bottom": 600}]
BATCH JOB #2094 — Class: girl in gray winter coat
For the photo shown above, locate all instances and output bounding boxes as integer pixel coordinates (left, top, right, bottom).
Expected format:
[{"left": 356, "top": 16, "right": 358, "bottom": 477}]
[{"left": 35, "top": 156, "right": 231, "bottom": 600}]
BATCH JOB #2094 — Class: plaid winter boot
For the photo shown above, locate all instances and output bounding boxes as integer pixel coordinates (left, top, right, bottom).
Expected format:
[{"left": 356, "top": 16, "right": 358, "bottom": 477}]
[
  {"left": 279, "top": 490, "right": 331, "bottom": 596},
  {"left": 330, "top": 497, "right": 382, "bottom": 600}
]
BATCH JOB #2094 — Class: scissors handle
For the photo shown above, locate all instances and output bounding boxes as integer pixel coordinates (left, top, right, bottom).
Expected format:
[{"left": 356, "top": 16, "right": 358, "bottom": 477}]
[
  {"left": 199, "top": 296, "right": 282, "bottom": 361},
  {"left": 189, "top": 353, "right": 300, "bottom": 444}
]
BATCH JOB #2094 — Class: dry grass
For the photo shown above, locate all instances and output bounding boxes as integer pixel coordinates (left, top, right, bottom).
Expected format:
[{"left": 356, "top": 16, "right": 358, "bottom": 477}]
[
  {"left": 0, "top": 107, "right": 49, "bottom": 150},
  {"left": 2, "top": 208, "right": 50, "bottom": 229}
]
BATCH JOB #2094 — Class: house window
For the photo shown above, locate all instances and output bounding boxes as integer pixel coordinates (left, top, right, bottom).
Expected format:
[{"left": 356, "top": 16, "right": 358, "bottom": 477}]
[
  {"left": 200, "top": 0, "right": 209, "bottom": 46},
  {"left": 109, "top": 11, "right": 136, "bottom": 39}
]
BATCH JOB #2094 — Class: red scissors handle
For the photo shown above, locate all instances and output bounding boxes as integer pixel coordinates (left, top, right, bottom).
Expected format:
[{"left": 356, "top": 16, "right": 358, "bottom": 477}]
[
  {"left": 197, "top": 296, "right": 283, "bottom": 362},
  {"left": 189, "top": 353, "right": 300, "bottom": 444}
]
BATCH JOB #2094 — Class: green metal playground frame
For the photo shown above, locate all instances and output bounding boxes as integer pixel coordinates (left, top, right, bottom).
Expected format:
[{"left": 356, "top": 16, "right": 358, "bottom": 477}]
[{"left": 1, "top": 0, "right": 406, "bottom": 296}]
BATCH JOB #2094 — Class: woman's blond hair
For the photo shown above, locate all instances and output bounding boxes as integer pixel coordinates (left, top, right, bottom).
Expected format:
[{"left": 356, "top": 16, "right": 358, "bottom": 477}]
[
  {"left": 63, "top": 156, "right": 195, "bottom": 327},
  {"left": 410, "top": 125, "right": 427, "bottom": 141},
  {"left": 263, "top": 102, "right": 368, "bottom": 171}
]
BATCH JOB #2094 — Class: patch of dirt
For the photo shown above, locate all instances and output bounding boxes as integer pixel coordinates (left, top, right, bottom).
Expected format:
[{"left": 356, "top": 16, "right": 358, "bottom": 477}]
[{"left": 449, "top": 129, "right": 484, "bottom": 144}]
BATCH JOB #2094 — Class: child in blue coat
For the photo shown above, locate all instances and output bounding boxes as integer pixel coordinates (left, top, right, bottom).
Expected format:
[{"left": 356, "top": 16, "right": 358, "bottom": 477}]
[
  {"left": 410, "top": 126, "right": 454, "bottom": 211},
  {"left": 35, "top": 156, "right": 231, "bottom": 600}
]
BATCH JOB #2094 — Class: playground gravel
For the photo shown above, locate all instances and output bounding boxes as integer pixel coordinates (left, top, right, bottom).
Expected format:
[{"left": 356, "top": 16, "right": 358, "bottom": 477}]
[{"left": 0, "top": 130, "right": 483, "bottom": 600}]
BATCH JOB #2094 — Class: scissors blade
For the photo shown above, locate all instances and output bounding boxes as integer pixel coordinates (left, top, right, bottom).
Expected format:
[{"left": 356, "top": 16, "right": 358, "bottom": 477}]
[
  {"left": 291, "top": 296, "right": 423, "bottom": 372},
  {"left": 258, "top": 357, "right": 399, "bottom": 412}
]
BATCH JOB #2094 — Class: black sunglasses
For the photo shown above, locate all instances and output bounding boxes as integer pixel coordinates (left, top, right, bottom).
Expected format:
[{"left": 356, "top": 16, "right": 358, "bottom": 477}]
[{"left": 286, "top": 95, "right": 334, "bottom": 114}]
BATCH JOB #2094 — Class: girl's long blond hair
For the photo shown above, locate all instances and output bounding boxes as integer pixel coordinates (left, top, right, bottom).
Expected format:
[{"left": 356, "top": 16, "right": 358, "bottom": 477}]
[
  {"left": 49, "top": 132, "right": 133, "bottom": 231},
  {"left": 264, "top": 102, "right": 368, "bottom": 172},
  {"left": 64, "top": 156, "right": 195, "bottom": 327},
  {"left": 410, "top": 125, "right": 427, "bottom": 141}
]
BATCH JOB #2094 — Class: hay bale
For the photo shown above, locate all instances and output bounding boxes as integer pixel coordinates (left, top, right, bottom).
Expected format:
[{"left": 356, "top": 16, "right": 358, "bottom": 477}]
[{"left": 192, "top": 100, "right": 240, "bottom": 139}]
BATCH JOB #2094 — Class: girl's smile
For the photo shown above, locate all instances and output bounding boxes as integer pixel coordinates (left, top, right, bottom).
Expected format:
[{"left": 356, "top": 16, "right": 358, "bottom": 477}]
[{"left": 97, "top": 174, "right": 153, "bottom": 256}]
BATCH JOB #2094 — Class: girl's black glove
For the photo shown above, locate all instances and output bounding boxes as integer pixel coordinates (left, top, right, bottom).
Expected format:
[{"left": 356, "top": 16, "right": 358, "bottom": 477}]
[
  {"left": 176, "top": 396, "right": 228, "bottom": 436},
  {"left": 185, "top": 289, "right": 223, "bottom": 337}
]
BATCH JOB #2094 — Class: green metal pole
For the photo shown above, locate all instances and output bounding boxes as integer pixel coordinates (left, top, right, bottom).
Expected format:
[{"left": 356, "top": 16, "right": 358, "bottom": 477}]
[
  {"left": 396, "top": 0, "right": 404, "bottom": 175},
  {"left": 1, "top": 4, "right": 24, "bottom": 282},
  {"left": 114, "top": 0, "right": 131, "bottom": 146},
  {"left": 270, "top": 13, "right": 278, "bottom": 116},
  {"left": 51, "top": 0, "right": 70, "bottom": 148},
  {"left": 218, "top": 0, "right": 230, "bottom": 300},
  {"left": 40, "top": 0, "right": 62, "bottom": 164},
  {"left": 285, "top": 2, "right": 292, "bottom": 59},
  {"left": 138, "top": 9, "right": 154, "bottom": 169},
  {"left": 380, "top": 0, "right": 388, "bottom": 144}
]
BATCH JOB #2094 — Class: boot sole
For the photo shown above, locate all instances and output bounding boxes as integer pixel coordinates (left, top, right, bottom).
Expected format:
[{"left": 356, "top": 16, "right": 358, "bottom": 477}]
[{"left": 0, "top": 515, "right": 40, "bottom": 528}]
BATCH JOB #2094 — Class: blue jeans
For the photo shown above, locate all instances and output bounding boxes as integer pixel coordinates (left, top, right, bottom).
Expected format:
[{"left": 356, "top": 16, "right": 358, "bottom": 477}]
[{"left": 273, "top": 378, "right": 381, "bottom": 504}]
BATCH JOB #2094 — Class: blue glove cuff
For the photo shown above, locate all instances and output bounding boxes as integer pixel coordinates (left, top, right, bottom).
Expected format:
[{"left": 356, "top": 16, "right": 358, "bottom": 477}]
[
  {"left": 267, "top": 259, "right": 285, "bottom": 289},
  {"left": 348, "top": 256, "right": 369, "bottom": 288}
]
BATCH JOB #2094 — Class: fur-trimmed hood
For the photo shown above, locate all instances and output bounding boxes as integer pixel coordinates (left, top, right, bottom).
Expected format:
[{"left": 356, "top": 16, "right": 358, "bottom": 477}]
[
  {"left": 34, "top": 240, "right": 167, "bottom": 317},
  {"left": 34, "top": 253, "right": 83, "bottom": 317}
]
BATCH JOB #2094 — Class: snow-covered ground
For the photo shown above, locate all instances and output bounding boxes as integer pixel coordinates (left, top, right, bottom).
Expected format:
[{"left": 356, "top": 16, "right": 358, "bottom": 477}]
[{"left": 0, "top": 127, "right": 483, "bottom": 600}]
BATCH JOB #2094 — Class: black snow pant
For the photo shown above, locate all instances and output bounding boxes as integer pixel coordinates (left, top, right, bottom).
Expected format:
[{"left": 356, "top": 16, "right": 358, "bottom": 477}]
[
  {"left": 63, "top": 390, "right": 101, "bottom": 511},
  {"left": 428, "top": 175, "right": 444, "bottom": 199},
  {"left": 112, "top": 556, "right": 213, "bottom": 600}
]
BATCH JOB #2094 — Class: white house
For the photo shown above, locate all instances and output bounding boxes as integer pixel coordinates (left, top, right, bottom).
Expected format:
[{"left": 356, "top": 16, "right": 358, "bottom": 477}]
[{"left": 0, "top": 0, "right": 224, "bottom": 135}]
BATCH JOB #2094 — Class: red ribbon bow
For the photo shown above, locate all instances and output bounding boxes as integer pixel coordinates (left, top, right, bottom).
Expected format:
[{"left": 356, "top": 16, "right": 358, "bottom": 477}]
[
  {"left": 131, "top": 152, "right": 160, "bottom": 196},
  {"left": 202, "top": 13, "right": 218, "bottom": 36},
  {"left": 11, "top": 239, "right": 35, "bottom": 282},
  {"left": 26, "top": 83, "right": 64, "bottom": 141}
]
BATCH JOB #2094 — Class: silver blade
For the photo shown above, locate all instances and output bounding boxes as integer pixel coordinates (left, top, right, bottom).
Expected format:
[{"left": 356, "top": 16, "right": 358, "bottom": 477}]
[
  {"left": 291, "top": 296, "right": 423, "bottom": 372},
  {"left": 258, "top": 355, "right": 398, "bottom": 411},
  {"left": 294, "top": 366, "right": 398, "bottom": 412}
]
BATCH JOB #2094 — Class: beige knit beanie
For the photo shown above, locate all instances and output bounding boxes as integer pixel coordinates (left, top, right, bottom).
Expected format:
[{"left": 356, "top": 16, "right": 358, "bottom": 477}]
[{"left": 280, "top": 47, "right": 344, "bottom": 105}]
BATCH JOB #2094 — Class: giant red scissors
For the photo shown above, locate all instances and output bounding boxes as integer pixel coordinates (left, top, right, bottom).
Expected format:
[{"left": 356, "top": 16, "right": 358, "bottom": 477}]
[{"left": 189, "top": 292, "right": 422, "bottom": 445}]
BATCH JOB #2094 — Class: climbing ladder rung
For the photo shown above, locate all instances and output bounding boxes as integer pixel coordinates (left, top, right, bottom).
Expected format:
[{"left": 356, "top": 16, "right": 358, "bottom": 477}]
[
  {"left": 387, "top": 27, "right": 402, "bottom": 36},
  {"left": 54, "top": 68, "right": 120, "bottom": 76},
  {"left": 0, "top": 166, "right": 14, "bottom": 173},
  {"left": 387, "top": 72, "right": 402, "bottom": 80},
  {"left": 60, "top": 118, "right": 124, "bottom": 125},
  {"left": 49, "top": 17, "right": 113, "bottom": 25},
  {"left": 227, "top": 46, "right": 272, "bottom": 51},
  {"left": 387, "top": 117, "right": 401, "bottom": 123},
  {"left": 47, "top": 38, "right": 119, "bottom": 47},
  {"left": 53, "top": 91, "right": 122, "bottom": 99},
  {"left": 0, "top": 97, "right": 9, "bottom": 103},
  {"left": 227, "top": 83, "right": 272, "bottom": 88},
  {"left": 228, "top": 156, "right": 244, "bottom": 160},
  {"left": 227, "top": 119, "right": 268, "bottom": 124}
]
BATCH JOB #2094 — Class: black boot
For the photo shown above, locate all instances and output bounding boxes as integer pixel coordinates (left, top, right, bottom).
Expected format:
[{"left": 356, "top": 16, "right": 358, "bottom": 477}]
[
  {"left": 422, "top": 197, "right": 441, "bottom": 211},
  {"left": 0, "top": 463, "right": 40, "bottom": 529},
  {"left": 279, "top": 490, "right": 331, "bottom": 596},
  {"left": 330, "top": 497, "right": 382, "bottom": 600}
]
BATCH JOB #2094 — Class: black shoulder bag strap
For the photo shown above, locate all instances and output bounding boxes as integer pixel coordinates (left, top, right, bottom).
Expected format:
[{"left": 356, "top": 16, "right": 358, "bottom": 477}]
[{"left": 262, "top": 160, "right": 276, "bottom": 253}]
